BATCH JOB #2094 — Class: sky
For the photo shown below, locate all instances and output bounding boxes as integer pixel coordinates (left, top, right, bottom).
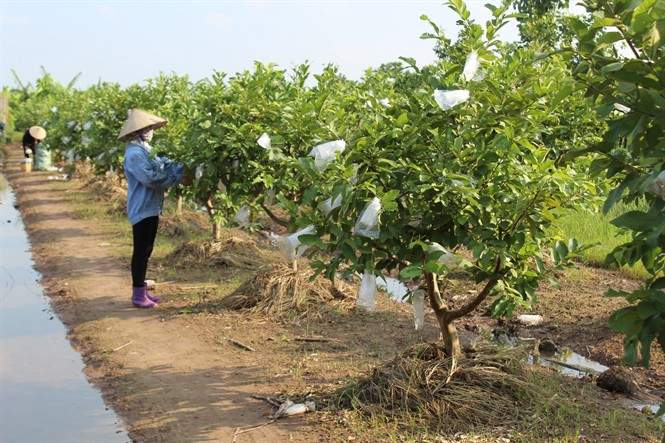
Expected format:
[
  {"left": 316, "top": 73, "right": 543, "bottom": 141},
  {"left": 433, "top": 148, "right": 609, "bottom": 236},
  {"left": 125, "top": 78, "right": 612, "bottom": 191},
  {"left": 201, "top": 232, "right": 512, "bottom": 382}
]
[{"left": 0, "top": 1, "right": 581, "bottom": 89}]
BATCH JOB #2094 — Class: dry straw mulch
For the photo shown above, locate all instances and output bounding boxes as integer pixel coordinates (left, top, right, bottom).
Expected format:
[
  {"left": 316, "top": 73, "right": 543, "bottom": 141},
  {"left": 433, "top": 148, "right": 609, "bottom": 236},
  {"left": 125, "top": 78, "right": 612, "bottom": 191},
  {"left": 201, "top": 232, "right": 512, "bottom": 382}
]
[
  {"left": 165, "top": 236, "right": 268, "bottom": 269},
  {"left": 218, "top": 263, "right": 353, "bottom": 319},
  {"left": 336, "top": 343, "right": 543, "bottom": 434}
]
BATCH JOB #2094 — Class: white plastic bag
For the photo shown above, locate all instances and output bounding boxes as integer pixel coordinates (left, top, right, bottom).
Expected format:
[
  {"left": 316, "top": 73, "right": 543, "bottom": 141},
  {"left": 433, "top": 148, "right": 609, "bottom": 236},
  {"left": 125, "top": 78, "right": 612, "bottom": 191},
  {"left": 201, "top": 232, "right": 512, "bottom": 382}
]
[
  {"left": 61, "top": 136, "right": 71, "bottom": 145},
  {"left": 412, "top": 289, "right": 425, "bottom": 331},
  {"left": 257, "top": 132, "right": 271, "bottom": 150},
  {"left": 195, "top": 164, "right": 204, "bottom": 180},
  {"left": 647, "top": 171, "right": 665, "bottom": 199},
  {"left": 613, "top": 103, "right": 631, "bottom": 113},
  {"left": 428, "top": 242, "right": 463, "bottom": 271},
  {"left": 353, "top": 197, "right": 381, "bottom": 239},
  {"left": 462, "top": 50, "right": 480, "bottom": 82},
  {"left": 309, "top": 140, "right": 346, "bottom": 172},
  {"left": 83, "top": 121, "right": 93, "bottom": 131},
  {"left": 265, "top": 188, "right": 276, "bottom": 206},
  {"left": 376, "top": 276, "right": 408, "bottom": 302},
  {"left": 235, "top": 205, "right": 251, "bottom": 228},
  {"left": 276, "top": 225, "right": 316, "bottom": 261},
  {"left": 318, "top": 194, "right": 342, "bottom": 215},
  {"left": 357, "top": 271, "right": 377, "bottom": 311},
  {"left": 217, "top": 180, "right": 227, "bottom": 193},
  {"left": 433, "top": 89, "right": 470, "bottom": 110},
  {"left": 379, "top": 98, "right": 390, "bottom": 107}
]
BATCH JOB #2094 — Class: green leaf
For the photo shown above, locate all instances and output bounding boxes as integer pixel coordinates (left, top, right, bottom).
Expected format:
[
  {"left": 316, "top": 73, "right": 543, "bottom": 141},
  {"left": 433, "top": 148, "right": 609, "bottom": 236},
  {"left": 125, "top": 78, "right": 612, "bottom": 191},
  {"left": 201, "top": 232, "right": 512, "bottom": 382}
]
[
  {"left": 396, "top": 112, "right": 409, "bottom": 127},
  {"left": 611, "top": 210, "right": 662, "bottom": 231},
  {"left": 399, "top": 265, "right": 422, "bottom": 280},
  {"left": 600, "top": 62, "right": 624, "bottom": 75}
]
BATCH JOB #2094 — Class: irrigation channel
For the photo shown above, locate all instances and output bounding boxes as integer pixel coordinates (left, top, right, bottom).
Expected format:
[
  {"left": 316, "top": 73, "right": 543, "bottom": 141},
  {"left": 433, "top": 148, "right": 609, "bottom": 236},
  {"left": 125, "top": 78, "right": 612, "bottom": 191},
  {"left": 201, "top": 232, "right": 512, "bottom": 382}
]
[{"left": 0, "top": 173, "right": 128, "bottom": 443}]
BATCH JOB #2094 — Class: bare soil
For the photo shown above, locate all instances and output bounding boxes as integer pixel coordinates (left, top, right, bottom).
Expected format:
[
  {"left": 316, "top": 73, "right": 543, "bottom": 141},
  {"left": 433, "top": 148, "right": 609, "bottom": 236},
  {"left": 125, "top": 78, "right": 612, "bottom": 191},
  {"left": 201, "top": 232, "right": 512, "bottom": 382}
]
[{"left": 3, "top": 143, "right": 663, "bottom": 442}]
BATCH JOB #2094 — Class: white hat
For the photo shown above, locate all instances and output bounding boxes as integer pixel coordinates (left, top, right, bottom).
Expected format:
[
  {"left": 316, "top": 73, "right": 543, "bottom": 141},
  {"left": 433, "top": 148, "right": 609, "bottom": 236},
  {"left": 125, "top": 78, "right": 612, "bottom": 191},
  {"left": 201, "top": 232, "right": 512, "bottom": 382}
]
[
  {"left": 29, "top": 126, "right": 47, "bottom": 140},
  {"left": 117, "top": 109, "right": 167, "bottom": 140}
]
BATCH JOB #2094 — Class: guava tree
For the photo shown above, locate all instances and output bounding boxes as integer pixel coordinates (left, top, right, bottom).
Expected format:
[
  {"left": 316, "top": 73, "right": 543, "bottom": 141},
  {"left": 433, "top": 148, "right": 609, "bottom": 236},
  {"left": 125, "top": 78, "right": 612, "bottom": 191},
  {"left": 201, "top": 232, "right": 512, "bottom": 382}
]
[
  {"left": 569, "top": 0, "right": 665, "bottom": 370},
  {"left": 179, "top": 63, "right": 361, "bottom": 239},
  {"left": 292, "top": 1, "right": 600, "bottom": 356}
]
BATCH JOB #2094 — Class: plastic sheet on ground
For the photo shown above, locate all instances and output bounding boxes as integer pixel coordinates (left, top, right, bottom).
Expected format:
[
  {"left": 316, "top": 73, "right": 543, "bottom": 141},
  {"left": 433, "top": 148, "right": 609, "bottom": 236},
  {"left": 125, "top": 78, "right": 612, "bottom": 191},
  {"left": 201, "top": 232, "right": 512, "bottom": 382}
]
[
  {"left": 357, "top": 270, "right": 377, "bottom": 311},
  {"left": 308, "top": 140, "right": 346, "bottom": 172},
  {"left": 353, "top": 197, "right": 381, "bottom": 239},
  {"left": 433, "top": 89, "right": 470, "bottom": 110}
]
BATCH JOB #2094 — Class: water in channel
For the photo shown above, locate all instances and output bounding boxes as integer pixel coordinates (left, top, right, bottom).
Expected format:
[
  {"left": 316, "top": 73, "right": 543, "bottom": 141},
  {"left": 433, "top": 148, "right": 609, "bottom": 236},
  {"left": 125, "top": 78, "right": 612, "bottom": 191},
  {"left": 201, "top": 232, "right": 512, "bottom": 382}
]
[{"left": 0, "top": 173, "right": 128, "bottom": 443}]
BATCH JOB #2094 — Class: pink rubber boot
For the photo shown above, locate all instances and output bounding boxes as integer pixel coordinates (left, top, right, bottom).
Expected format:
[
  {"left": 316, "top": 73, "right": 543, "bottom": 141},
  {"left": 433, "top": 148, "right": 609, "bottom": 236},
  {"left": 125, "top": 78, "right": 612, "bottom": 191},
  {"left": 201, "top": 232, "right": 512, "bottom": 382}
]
[
  {"left": 131, "top": 286, "right": 156, "bottom": 308},
  {"left": 145, "top": 286, "right": 161, "bottom": 303}
]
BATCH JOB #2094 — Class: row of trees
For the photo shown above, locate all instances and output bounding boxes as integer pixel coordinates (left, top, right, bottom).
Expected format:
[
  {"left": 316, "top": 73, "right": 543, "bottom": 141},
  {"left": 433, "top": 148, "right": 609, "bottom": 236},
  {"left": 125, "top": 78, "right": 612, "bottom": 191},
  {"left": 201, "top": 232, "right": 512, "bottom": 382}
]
[{"left": 9, "top": 1, "right": 659, "bottom": 363}]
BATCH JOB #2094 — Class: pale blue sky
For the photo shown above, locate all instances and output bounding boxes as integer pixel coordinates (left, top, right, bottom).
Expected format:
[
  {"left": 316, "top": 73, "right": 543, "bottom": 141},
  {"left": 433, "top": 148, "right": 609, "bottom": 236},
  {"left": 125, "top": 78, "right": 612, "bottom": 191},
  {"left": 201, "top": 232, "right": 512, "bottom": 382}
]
[{"left": 0, "top": 1, "right": 530, "bottom": 89}]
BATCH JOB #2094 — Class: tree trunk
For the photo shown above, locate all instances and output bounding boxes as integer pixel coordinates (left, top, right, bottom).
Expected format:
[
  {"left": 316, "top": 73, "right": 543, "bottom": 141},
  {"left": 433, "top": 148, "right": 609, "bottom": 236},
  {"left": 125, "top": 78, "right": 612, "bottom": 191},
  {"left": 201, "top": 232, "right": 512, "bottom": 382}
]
[
  {"left": 435, "top": 313, "right": 461, "bottom": 357},
  {"left": 176, "top": 195, "right": 183, "bottom": 216},
  {"left": 212, "top": 220, "right": 222, "bottom": 241},
  {"left": 425, "top": 272, "right": 462, "bottom": 357}
]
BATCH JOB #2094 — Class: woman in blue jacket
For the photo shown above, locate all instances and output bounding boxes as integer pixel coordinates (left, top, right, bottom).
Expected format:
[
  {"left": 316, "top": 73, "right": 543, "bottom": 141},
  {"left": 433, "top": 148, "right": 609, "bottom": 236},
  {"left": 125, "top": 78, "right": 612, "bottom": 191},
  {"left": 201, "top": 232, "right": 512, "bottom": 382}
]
[{"left": 119, "top": 109, "right": 184, "bottom": 308}]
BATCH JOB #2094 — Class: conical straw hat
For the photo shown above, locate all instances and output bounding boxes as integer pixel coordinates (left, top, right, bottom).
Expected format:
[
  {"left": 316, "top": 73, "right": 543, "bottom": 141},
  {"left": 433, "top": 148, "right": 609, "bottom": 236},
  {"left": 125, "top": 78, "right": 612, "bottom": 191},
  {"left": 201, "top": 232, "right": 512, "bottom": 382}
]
[
  {"left": 117, "top": 109, "right": 167, "bottom": 140},
  {"left": 29, "top": 126, "right": 47, "bottom": 140}
]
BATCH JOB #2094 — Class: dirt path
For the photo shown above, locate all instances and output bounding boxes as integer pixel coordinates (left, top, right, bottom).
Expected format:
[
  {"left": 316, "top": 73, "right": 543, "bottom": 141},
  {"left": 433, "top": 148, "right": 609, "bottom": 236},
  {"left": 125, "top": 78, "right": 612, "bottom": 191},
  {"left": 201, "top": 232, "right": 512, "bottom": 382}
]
[{"left": 2, "top": 147, "right": 315, "bottom": 442}]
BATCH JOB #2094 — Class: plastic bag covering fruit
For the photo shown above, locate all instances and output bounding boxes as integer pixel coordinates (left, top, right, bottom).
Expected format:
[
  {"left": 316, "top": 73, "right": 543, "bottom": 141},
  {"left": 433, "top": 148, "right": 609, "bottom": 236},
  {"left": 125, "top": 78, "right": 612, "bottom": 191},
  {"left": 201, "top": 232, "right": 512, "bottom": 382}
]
[
  {"left": 357, "top": 270, "right": 377, "bottom": 311},
  {"left": 308, "top": 140, "right": 346, "bottom": 172},
  {"left": 433, "top": 89, "right": 470, "bottom": 110},
  {"left": 647, "top": 171, "right": 665, "bottom": 199},
  {"left": 462, "top": 50, "right": 480, "bottom": 82},
  {"left": 265, "top": 188, "right": 276, "bottom": 206},
  {"left": 217, "top": 180, "right": 227, "bottom": 193},
  {"left": 195, "top": 164, "right": 204, "bottom": 180},
  {"left": 412, "top": 289, "right": 425, "bottom": 331},
  {"left": 428, "top": 242, "right": 463, "bottom": 271},
  {"left": 379, "top": 98, "right": 390, "bottom": 107},
  {"left": 613, "top": 103, "right": 631, "bottom": 113},
  {"left": 318, "top": 194, "right": 342, "bottom": 215},
  {"left": 83, "top": 121, "right": 93, "bottom": 131},
  {"left": 257, "top": 132, "right": 271, "bottom": 150},
  {"left": 376, "top": 276, "right": 408, "bottom": 302},
  {"left": 353, "top": 197, "right": 381, "bottom": 239},
  {"left": 276, "top": 225, "right": 316, "bottom": 260},
  {"left": 235, "top": 205, "right": 250, "bottom": 227}
]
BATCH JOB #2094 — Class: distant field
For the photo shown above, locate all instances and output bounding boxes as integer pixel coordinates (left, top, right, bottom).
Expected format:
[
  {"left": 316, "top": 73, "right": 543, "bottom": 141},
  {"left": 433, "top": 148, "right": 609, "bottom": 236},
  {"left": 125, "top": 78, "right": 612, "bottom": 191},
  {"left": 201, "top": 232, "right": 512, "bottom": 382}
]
[{"left": 555, "top": 200, "right": 647, "bottom": 278}]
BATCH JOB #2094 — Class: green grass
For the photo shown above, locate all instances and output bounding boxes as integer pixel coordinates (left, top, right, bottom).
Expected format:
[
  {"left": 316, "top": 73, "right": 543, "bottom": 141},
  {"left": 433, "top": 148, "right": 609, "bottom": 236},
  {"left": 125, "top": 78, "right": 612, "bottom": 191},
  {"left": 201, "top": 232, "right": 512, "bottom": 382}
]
[{"left": 554, "top": 200, "right": 648, "bottom": 279}]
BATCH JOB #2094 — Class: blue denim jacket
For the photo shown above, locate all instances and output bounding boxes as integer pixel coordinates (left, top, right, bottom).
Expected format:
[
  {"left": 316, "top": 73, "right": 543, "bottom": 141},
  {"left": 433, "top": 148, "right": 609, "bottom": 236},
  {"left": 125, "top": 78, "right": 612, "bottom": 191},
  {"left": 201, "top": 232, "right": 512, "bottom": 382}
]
[{"left": 123, "top": 142, "right": 183, "bottom": 225}]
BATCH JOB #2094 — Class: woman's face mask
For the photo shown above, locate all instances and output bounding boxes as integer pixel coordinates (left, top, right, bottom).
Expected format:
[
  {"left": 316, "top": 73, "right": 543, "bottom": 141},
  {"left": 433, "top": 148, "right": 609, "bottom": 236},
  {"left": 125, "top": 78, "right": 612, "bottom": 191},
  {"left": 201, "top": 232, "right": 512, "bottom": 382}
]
[{"left": 141, "top": 129, "right": 154, "bottom": 142}]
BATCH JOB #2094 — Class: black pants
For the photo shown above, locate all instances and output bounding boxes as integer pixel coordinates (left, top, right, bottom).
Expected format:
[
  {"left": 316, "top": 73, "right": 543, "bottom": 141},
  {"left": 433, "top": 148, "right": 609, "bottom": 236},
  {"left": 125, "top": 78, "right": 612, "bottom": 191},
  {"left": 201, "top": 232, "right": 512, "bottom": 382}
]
[{"left": 131, "top": 216, "right": 159, "bottom": 288}]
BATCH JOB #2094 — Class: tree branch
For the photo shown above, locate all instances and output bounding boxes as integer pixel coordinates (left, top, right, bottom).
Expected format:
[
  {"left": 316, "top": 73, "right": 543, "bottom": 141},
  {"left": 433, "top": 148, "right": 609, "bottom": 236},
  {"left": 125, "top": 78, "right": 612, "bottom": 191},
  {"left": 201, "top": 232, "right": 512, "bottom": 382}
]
[
  {"left": 449, "top": 257, "right": 503, "bottom": 321},
  {"left": 260, "top": 203, "right": 289, "bottom": 227}
]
